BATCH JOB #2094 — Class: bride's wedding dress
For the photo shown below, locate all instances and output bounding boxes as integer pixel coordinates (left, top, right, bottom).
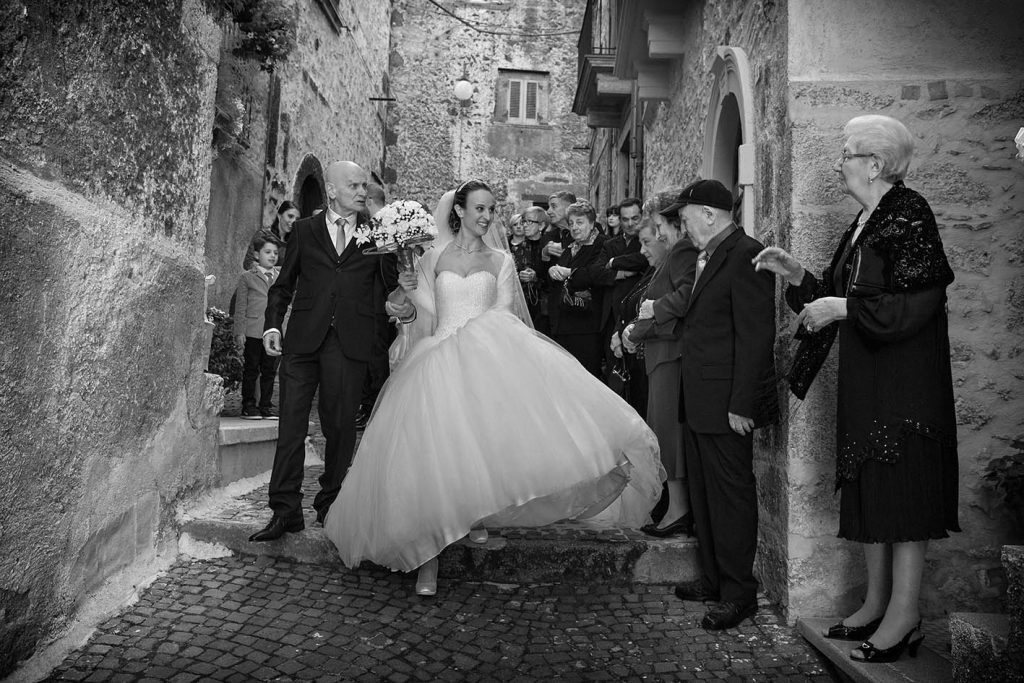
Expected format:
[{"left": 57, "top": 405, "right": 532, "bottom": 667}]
[{"left": 323, "top": 250, "right": 664, "bottom": 572}]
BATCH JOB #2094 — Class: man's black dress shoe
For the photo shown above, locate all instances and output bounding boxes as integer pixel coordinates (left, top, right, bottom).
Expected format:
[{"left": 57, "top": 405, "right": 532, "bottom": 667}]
[
  {"left": 315, "top": 509, "right": 327, "bottom": 527},
  {"left": 701, "top": 600, "right": 758, "bottom": 630},
  {"left": 641, "top": 512, "right": 693, "bottom": 538},
  {"left": 824, "top": 616, "right": 882, "bottom": 641},
  {"left": 673, "top": 579, "right": 719, "bottom": 602},
  {"left": 249, "top": 515, "right": 305, "bottom": 542}
]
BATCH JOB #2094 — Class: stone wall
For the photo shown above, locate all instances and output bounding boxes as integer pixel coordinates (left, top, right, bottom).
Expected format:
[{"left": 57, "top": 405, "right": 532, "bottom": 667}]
[
  {"left": 387, "top": 0, "right": 589, "bottom": 217},
  {"left": 786, "top": 0, "right": 1024, "bottom": 619},
  {"left": 0, "top": 0, "right": 223, "bottom": 674},
  {"left": 203, "top": 1, "right": 392, "bottom": 310},
  {"left": 641, "top": 0, "right": 793, "bottom": 607}
]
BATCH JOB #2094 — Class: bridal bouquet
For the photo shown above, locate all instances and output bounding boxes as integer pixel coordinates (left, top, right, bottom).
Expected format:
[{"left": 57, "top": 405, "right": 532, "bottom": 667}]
[{"left": 367, "top": 200, "right": 438, "bottom": 251}]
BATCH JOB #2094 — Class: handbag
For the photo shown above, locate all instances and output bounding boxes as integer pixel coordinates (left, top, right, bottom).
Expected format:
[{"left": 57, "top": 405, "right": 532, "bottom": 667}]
[
  {"left": 846, "top": 244, "right": 890, "bottom": 297},
  {"left": 561, "top": 281, "right": 593, "bottom": 313}
]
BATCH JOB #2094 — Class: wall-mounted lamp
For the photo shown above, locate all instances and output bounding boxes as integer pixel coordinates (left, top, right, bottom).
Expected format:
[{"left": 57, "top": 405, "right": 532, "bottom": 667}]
[{"left": 453, "top": 78, "right": 474, "bottom": 102}]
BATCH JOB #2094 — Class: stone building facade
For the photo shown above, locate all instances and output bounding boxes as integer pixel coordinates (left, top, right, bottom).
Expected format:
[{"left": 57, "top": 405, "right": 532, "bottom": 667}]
[
  {"left": 204, "top": 0, "right": 392, "bottom": 309},
  {"left": 575, "top": 0, "right": 1024, "bottom": 620},
  {"left": 386, "top": 0, "right": 590, "bottom": 221},
  {"left": 0, "top": 0, "right": 390, "bottom": 674}
]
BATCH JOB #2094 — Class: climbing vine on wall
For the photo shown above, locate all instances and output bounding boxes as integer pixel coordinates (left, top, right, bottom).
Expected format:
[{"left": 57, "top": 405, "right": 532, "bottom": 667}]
[{"left": 207, "top": 0, "right": 296, "bottom": 71}]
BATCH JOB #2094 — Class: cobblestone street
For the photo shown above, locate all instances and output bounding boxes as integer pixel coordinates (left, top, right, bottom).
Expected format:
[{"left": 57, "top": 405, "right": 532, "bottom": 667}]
[{"left": 44, "top": 555, "right": 834, "bottom": 682}]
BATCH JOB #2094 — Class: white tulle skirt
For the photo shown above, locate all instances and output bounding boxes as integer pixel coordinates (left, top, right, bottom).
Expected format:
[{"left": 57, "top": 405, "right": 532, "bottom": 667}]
[{"left": 324, "top": 309, "right": 664, "bottom": 572}]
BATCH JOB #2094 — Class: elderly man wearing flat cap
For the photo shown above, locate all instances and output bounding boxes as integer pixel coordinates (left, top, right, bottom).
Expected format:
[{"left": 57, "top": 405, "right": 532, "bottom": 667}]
[{"left": 645, "top": 179, "right": 776, "bottom": 630}]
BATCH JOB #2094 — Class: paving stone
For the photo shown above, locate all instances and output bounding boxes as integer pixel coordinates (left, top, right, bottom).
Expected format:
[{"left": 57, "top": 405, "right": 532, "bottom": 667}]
[{"left": 43, "top": 555, "right": 835, "bottom": 681}]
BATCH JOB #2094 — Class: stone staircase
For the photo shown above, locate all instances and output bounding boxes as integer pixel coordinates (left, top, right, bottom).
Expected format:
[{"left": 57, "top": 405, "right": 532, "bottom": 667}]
[
  {"left": 949, "top": 544, "right": 1024, "bottom": 682},
  {"left": 182, "top": 420, "right": 701, "bottom": 587}
]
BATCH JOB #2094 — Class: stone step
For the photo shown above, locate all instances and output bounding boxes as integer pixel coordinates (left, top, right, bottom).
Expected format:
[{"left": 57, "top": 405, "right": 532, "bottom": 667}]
[
  {"left": 949, "top": 612, "right": 1020, "bottom": 682},
  {"left": 216, "top": 418, "right": 316, "bottom": 486},
  {"left": 179, "top": 464, "right": 700, "bottom": 585},
  {"left": 797, "top": 617, "right": 952, "bottom": 683}
]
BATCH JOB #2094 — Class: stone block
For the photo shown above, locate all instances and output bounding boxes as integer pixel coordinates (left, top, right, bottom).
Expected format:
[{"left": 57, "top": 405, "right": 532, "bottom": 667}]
[
  {"left": 950, "top": 612, "right": 1020, "bottom": 682},
  {"left": 953, "top": 82, "right": 974, "bottom": 98},
  {"left": 902, "top": 85, "right": 922, "bottom": 100},
  {"left": 928, "top": 80, "right": 950, "bottom": 100},
  {"left": 216, "top": 418, "right": 293, "bottom": 485},
  {"left": 1003, "top": 545, "right": 1024, "bottom": 643}
]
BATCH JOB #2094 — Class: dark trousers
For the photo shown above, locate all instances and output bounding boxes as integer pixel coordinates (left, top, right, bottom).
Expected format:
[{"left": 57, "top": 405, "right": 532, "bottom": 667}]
[
  {"left": 242, "top": 337, "right": 279, "bottom": 408},
  {"left": 361, "top": 323, "right": 394, "bottom": 410},
  {"left": 269, "top": 330, "right": 367, "bottom": 520},
  {"left": 683, "top": 423, "right": 758, "bottom": 603},
  {"left": 554, "top": 332, "right": 603, "bottom": 378}
]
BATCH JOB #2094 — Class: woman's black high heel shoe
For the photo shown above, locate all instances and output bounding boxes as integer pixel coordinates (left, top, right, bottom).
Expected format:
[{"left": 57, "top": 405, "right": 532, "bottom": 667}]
[
  {"left": 823, "top": 616, "right": 882, "bottom": 641},
  {"left": 850, "top": 621, "right": 924, "bottom": 663}
]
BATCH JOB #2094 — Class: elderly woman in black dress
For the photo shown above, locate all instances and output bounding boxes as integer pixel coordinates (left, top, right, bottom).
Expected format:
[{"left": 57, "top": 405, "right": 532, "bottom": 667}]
[
  {"left": 753, "top": 114, "right": 958, "bottom": 664},
  {"left": 548, "top": 201, "right": 610, "bottom": 377}
]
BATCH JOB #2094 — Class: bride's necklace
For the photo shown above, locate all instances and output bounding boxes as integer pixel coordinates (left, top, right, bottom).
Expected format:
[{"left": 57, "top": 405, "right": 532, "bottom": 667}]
[{"left": 453, "top": 240, "right": 485, "bottom": 254}]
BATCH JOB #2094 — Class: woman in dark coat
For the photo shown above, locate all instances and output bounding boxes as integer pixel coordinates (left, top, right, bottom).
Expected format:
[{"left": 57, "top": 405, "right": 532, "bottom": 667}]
[
  {"left": 547, "top": 201, "right": 610, "bottom": 377},
  {"left": 621, "top": 193, "right": 699, "bottom": 538},
  {"left": 754, "top": 114, "right": 958, "bottom": 664}
]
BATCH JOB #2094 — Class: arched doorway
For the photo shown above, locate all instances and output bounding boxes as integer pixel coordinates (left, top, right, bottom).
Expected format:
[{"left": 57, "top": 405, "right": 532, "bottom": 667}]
[
  {"left": 298, "top": 175, "right": 323, "bottom": 218},
  {"left": 293, "top": 154, "right": 325, "bottom": 217},
  {"left": 703, "top": 47, "right": 754, "bottom": 233}
]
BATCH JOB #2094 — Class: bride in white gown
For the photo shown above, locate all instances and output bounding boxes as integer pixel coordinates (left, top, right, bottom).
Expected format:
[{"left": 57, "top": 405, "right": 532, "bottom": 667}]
[{"left": 323, "top": 180, "right": 665, "bottom": 594}]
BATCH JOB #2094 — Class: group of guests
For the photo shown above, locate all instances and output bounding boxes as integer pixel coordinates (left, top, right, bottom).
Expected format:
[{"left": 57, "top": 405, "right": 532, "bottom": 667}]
[{"left": 502, "top": 113, "right": 959, "bottom": 655}]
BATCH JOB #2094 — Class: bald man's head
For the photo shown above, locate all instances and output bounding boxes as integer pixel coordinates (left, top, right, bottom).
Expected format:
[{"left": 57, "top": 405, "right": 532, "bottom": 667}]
[{"left": 325, "top": 161, "right": 368, "bottom": 217}]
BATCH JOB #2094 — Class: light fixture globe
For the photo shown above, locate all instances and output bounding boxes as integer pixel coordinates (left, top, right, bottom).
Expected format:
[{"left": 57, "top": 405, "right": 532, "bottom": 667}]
[{"left": 453, "top": 79, "right": 474, "bottom": 101}]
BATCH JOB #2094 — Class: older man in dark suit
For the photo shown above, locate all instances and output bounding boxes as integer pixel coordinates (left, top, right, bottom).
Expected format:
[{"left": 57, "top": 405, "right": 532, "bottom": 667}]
[
  {"left": 250, "top": 161, "right": 409, "bottom": 542},
  {"left": 663, "top": 180, "right": 776, "bottom": 630}
]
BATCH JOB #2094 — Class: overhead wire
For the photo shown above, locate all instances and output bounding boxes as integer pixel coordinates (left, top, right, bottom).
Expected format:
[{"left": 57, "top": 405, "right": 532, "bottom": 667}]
[{"left": 424, "top": 0, "right": 579, "bottom": 37}]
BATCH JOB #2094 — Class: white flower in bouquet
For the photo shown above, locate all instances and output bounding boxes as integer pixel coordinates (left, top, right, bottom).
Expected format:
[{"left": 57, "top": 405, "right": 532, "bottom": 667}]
[{"left": 369, "top": 200, "right": 438, "bottom": 250}]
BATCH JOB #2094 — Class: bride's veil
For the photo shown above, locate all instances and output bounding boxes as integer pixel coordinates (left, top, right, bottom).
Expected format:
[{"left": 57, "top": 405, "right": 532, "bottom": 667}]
[{"left": 388, "top": 185, "right": 535, "bottom": 369}]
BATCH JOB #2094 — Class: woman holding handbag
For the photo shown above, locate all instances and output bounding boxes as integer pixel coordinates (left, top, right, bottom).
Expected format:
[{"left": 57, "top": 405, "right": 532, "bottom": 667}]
[
  {"left": 753, "top": 114, "right": 958, "bottom": 664},
  {"left": 547, "top": 201, "right": 612, "bottom": 377}
]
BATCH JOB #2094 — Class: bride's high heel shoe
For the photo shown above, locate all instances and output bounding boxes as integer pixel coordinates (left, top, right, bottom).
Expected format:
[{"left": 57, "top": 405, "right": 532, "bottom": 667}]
[
  {"left": 468, "top": 528, "right": 488, "bottom": 544},
  {"left": 415, "top": 558, "right": 438, "bottom": 597}
]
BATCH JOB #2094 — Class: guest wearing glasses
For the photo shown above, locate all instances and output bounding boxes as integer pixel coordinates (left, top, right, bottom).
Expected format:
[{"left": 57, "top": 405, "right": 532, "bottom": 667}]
[
  {"left": 753, "top": 114, "right": 958, "bottom": 662},
  {"left": 513, "top": 207, "right": 547, "bottom": 328}
]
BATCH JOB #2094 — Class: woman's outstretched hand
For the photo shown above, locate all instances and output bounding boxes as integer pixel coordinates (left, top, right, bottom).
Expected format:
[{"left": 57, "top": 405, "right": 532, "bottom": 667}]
[{"left": 752, "top": 247, "right": 805, "bottom": 285}]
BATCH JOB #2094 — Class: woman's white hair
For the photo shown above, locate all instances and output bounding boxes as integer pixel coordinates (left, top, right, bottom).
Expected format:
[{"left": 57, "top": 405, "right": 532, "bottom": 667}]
[{"left": 844, "top": 115, "right": 915, "bottom": 183}]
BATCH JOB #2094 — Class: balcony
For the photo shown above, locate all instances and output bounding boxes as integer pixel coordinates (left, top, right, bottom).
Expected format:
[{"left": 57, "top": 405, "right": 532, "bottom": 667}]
[{"left": 572, "top": 1, "right": 633, "bottom": 128}]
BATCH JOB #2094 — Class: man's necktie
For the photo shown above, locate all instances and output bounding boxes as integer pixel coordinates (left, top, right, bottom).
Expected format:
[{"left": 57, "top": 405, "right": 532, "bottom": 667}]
[
  {"left": 335, "top": 217, "right": 347, "bottom": 254},
  {"left": 692, "top": 251, "right": 709, "bottom": 293}
]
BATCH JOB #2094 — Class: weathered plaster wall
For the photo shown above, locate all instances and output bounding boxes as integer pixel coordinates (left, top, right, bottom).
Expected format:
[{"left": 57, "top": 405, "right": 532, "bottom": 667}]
[
  {"left": 388, "top": 0, "right": 588, "bottom": 218},
  {"left": 642, "top": 0, "right": 793, "bottom": 607},
  {"left": 786, "top": 0, "right": 1024, "bottom": 619},
  {"left": 0, "top": 0, "right": 223, "bottom": 674}
]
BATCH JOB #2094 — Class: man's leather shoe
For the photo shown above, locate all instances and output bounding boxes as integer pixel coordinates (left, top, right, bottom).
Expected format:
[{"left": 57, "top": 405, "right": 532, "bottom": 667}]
[
  {"left": 701, "top": 600, "right": 758, "bottom": 630},
  {"left": 249, "top": 515, "right": 305, "bottom": 542},
  {"left": 641, "top": 512, "right": 693, "bottom": 538},
  {"left": 673, "top": 579, "right": 719, "bottom": 602},
  {"left": 315, "top": 509, "right": 327, "bottom": 527}
]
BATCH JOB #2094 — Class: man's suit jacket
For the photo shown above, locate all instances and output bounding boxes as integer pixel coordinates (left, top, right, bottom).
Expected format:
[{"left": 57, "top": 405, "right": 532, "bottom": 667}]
[
  {"left": 265, "top": 211, "right": 398, "bottom": 359},
  {"left": 234, "top": 266, "right": 279, "bottom": 338},
  {"left": 679, "top": 227, "right": 776, "bottom": 434},
  {"left": 547, "top": 234, "right": 609, "bottom": 336},
  {"left": 630, "top": 237, "right": 699, "bottom": 374}
]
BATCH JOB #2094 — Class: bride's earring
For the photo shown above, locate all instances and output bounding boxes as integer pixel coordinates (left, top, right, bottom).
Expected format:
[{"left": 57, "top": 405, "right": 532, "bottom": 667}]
[{"left": 416, "top": 557, "right": 438, "bottom": 596}]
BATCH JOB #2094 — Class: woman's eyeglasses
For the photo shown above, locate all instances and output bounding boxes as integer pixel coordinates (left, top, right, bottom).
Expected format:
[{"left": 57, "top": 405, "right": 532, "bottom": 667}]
[{"left": 838, "top": 152, "right": 873, "bottom": 164}]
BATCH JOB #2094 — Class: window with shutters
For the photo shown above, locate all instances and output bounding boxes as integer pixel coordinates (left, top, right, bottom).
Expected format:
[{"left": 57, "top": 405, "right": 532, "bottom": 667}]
[{"left": 496, "top": 69, "right": 549, "bottom": 126}]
